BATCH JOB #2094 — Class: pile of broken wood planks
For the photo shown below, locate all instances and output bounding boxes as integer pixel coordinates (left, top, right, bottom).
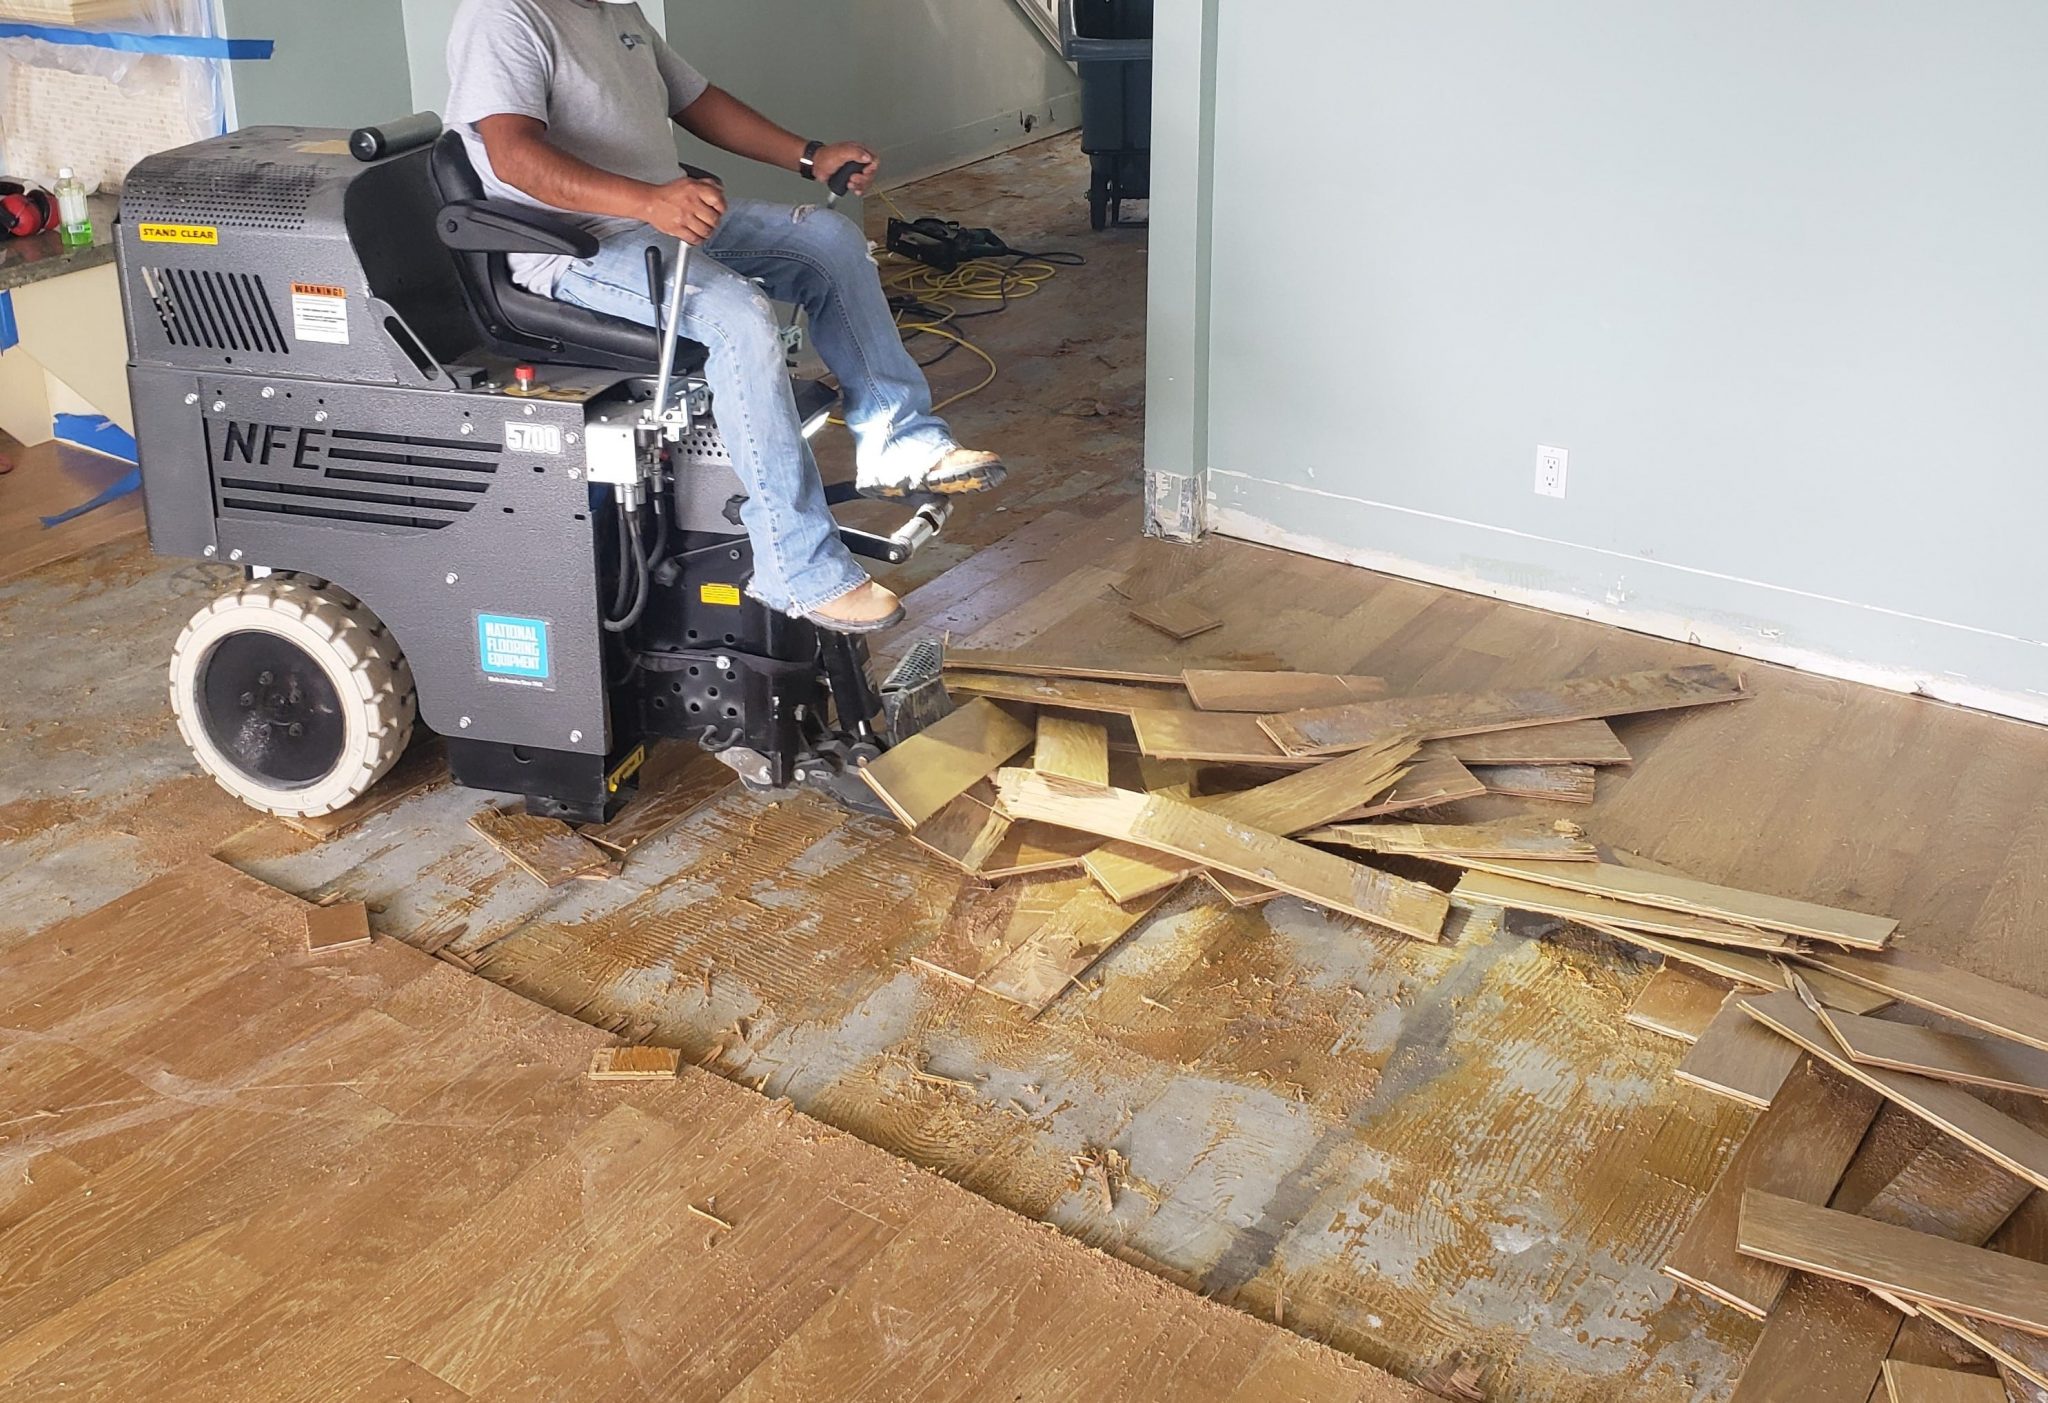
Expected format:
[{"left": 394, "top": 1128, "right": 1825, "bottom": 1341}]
[
  {"left": 1583, "top": 906, "right": 2048, "bottom": 1397},
  {"left": 865, "top": 650, "right": 1753, "bottom": 1014}
]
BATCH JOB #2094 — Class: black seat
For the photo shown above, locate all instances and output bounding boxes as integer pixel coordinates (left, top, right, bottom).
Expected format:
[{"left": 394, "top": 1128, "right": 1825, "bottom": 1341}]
[{"left": 430, "top": 130, "right": 698, "bottom": 375}]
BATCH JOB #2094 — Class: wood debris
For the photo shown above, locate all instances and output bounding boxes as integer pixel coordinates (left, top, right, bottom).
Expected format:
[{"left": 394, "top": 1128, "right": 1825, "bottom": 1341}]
[
  {"left": 587, "top": 1045, "right": 682, "bottom": 1081},
  {"left": 305, "top": 899, "right": 372, "bottom": 953},
  {"left": 1070, "top": 1145, "right": 1130, "bottom": 1212},
  {"left": 469, "top": 807, "right": 620, "bottom": 886},
  {"left": 1128, "top": 594, "right": 1223, "bottom": 642}
]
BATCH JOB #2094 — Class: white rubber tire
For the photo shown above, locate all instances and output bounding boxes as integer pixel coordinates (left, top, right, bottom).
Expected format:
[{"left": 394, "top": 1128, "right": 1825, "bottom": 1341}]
[{"left": 169, "top": 574, "right": 417, "bottom": 818}]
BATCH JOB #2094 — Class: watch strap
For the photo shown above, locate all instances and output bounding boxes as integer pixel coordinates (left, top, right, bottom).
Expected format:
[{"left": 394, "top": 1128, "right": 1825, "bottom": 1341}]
[{"left": 799, "top": 139, "right": 825, "bottom": 181}]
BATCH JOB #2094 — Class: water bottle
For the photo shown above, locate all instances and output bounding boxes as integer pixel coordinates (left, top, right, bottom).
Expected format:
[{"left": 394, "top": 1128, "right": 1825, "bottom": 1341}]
[{"left": 54, "top": 168, "right": 92, "bottom": 249}]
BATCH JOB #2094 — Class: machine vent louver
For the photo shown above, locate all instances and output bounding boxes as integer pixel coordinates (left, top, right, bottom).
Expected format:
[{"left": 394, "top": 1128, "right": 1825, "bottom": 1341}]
[
  {"left": 124, "top": 157, "right": 317, "bottom": 231},
  {"left": 214, "top": 428, "right": 503, "bottom": 534},
  {"left": 143, "top": 267, "right": 289, "bottom": 355}
]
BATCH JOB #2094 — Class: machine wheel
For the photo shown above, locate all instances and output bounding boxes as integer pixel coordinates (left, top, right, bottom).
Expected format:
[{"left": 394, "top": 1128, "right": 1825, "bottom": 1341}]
[{"left": 169, "top": 575, "right": 417, "bottom": 818}]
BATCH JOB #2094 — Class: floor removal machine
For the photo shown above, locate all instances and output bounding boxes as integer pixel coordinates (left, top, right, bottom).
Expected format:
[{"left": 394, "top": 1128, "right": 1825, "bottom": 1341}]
[{"left": 119, "top": 117, "right": 952, "bottom": 825}]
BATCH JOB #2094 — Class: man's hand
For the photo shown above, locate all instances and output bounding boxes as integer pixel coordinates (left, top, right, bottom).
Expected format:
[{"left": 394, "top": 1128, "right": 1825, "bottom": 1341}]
[
  {"left": 641, "top": 176, "right": 727, "bottom": 245},
  {"left": 811, "top": 141, "right": 879, "bottom": 195}
]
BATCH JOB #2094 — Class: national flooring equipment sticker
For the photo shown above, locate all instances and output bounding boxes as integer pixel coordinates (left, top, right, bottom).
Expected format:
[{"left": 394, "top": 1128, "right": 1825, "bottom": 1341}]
[
  {"left": 478, "top": 613, "right": 552, "bottom": 688},
  {"left": 290, "top": 282, "right": 350, "bottom": 345}
]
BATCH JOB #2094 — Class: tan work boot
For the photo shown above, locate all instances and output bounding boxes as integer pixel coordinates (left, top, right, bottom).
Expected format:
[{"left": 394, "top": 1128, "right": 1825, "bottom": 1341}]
[
  {"left": 860, "top": 446, "right": 1009, "bottom": 499},
  {"left": 804, "top": 580, "right": 905, "bottom": 634}
]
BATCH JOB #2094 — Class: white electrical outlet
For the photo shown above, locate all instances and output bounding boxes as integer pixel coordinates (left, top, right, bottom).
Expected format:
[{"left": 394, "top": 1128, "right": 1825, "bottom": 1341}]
[{"left": 1535, "top": 445, "right": 1569, "bottom": 499}]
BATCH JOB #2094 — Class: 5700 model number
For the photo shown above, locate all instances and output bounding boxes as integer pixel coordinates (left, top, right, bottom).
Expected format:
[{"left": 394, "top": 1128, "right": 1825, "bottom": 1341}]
[{"left": 506, "top": 423, "right": 563, "bottom": 455}]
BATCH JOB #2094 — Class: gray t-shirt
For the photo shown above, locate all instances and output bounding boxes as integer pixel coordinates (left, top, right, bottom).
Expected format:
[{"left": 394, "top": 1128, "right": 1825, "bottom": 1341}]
[{"left": 445, "top": 0, "right": 709, "bottom": 294}]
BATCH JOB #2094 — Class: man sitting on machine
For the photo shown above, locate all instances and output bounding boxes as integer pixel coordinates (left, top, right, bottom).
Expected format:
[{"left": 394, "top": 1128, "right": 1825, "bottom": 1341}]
[{"left": 446, "top": 0, "right": 1007, "bottom": 634}]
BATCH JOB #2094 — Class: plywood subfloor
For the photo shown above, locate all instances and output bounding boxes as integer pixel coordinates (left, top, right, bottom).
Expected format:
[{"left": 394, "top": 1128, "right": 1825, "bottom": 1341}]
[
  {"left": 0, "top": 860, "right": 1412, "bottom": 1402},
  {"left": 5, "top": 136, "right": 2047, "bottom": 1403}
]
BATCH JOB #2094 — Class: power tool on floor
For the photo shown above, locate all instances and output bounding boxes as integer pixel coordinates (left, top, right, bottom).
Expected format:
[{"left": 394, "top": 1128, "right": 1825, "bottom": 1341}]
[{"left": 118, "top": 115, "right": 952, "bottom": 824}]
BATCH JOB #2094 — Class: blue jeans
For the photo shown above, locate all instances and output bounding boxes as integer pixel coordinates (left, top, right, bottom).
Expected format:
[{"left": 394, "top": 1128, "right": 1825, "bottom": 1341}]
[{"left": 553, "top": 200, "right": 956, "bottom": 615}]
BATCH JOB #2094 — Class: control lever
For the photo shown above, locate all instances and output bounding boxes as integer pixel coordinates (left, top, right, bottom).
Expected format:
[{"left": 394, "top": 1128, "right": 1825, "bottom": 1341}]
[
  {"left": 825, "top": 160, "right": 869, "bottom": 210},
  {"left": 648, "top": 239, "right": 690, "bottom": 433}
]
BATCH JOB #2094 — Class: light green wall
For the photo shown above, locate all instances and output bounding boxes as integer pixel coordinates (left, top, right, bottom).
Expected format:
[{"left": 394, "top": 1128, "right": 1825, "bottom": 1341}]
[
  {"left": 1155, "top": 0, "right": 2048, "bottom": 722},
  {"left": 221, "top": 0, "right": 1078, "bottom": 203},
  {"left": 219, "top": 0, "right": 414, "bottom": 130}
]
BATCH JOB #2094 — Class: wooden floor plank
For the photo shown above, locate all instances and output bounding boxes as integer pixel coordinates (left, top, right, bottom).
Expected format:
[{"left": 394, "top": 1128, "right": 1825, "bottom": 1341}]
[
  {"left": 1675, "top": 996, "right": 1807, "bottom": 1108},
  {"left": 579, "top": 743, "right": 734, "bottom": 857},
  {"left": 1796, "top": 947, "right": 2048, "bottom": 1053},
  {"left": 1738, "top": 1191, "right": 2048, "bottom": 1335},
  {"left": 1131, "top": 708, "right": 1315, "bottom": 766},
  {"left": 1822, "top": 1007, "right": 2048, "bottom": 1100},
  {"left": 468, "top": 808, "right": 620, "bottom": 886},
  {"left": 1879, "top": 1361, "right": 2006, "bottom": 1403},
  {"left": 1130, "top": 594, "right": 1223, "bottom": 641},
  {"left": 1258, "top": 664, "right": 1750, "bottom": 757},
  {"left": 1742, "top": 992, "right": 2048, "bottom": 1193},
  {"left": 1032, "top": 713, "right": 1111, "bottom": 785},
  {"left": 1472, "top": 763, "right": 1598, "bottom": 804},
  {"left": 976, "top": 880, "right": 1173, "bottom": 1013},
  {"left": 1456, "top": 872, "right": 1794, "bottom": 951},
  {"left": 1307, "top": 817, "right": 1596, "bottom": 863},
  {"left": 857, "top": 696, "right": 1034, "bottom": 828},
  {"left": 941, "top": 648, "right": 1180, "bottom": 684},
  {"left": 996, "top": 770, "right": 1450, "bottom": 941},
  {"left": 907, "top": 783, "right": 1014, "bottom": 874},
  {"left": 1663, "top": 1060, "right": 1883, "bottom": 1316},
  {"left": 946, "top": 671, "right": 1193, "bottom": 717},
  {"left": 1454, "top": 857, "right": 1898, "bottom": 951},
  {"left": 1183, "top": 668, "right": 1386, "bottom": 712},
  {"left": 1592, "top": 923, "right": 1894, "bottom": 1015},
  {"left": 1331, "top": 744, "right": 1485, "bottom": 819},
  {"left": 1626, "top": 965, "right": 1736, "bottom": 1043},
  {"left": 1442, "top": 718, "right": 1632, "bottom": 766}
]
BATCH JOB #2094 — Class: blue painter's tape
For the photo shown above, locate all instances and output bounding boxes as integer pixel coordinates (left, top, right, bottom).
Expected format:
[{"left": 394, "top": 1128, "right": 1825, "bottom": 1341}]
[
  {"left": 0, "top": 291, "right": 16, "bottom": 354},
  {"left": 478, "top": 614, "right": 551, "bottom": 682},
  {"left": 0, "top": 24, "right": 273, "bottom": 60},
  {"left": 40, "top": 414, "right": 142, "bottom": 528}
]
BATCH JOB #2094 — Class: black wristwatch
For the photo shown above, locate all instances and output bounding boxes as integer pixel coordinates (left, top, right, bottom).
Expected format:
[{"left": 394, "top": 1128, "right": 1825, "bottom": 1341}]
[{"left": 798, "top": 139, "right": 824, "bottom": 181}]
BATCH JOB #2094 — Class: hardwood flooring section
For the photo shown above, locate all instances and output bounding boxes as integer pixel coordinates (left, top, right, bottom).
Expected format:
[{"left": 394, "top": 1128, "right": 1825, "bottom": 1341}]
[{"left": 0, "top": 862, "right": 1414, "bottom": 1402}]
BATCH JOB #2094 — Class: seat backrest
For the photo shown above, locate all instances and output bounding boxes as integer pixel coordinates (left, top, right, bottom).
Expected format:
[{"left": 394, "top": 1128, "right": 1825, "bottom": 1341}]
[{"left": 428, "top": 129, "right": 663, "bottom": 372}]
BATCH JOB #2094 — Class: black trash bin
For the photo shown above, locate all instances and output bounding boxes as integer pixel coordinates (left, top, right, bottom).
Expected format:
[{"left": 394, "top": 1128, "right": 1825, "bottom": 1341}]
[{"left": 1069, "top": 0, "right": 1152, "bottom": 230}]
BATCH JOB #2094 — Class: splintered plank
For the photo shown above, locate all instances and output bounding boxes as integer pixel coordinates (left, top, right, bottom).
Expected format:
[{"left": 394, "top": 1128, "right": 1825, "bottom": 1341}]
[
  {"left": 1471, "top": 763, "right": 1597, "bottom": 804},
  {"left": 1919, "top": 1197, "right": 2048, "bottom": 1391},
  {"left": 1443, "top": 718, "right": 1632, "bottom": 767},
  {"left": 1182, "top": 669, "right": 1386, "bottom": 712},
  {"left": 1795, "top": 947, "right": 2048, "bottom": 1053},
  {"left": 994, "top": 770, "right": 1450, "bottom": 941},
  {"left": 941, "top": 648, "right": 1181, "bottom": 685},
  {"left": 978, "top": 822, "right": 1098, "bottom": 879},
  {"left": 1455, "top": 858, "right": 1898, "bottom": 951},
  {"left": 1675, "top": 995, "right": 1806, "bottom": 1107},
  {"left": 1309, "top": 817, "right": 1595, "bottom": 863},
  {"left": 858, "top": 696, "right": 1034, "bottom": 828},
  {"left": 1821, "top": 1007, "right": 2048, "bottom": 1101},
  {"left": 1333, "top": 745, "right": 1486, "bottom": 819},
  {"left": 1592, "top": 923, "right": 1895, "bottom": 1015},
  {"left": 946, "top": 672, "right": 1194, "bottom": 718},
  {"left": 1454, "top": 872, "right": 1792, "bottom": 950},
  {"left": 1033, "top": 714, "right": 1111, "bottom": 785},
  {"left": 579, "top": 743, "right": 734, "bottom": 857},
  {"left": 1727, "top": 1130, "right": 2035, "bottom": 1403},
  {"left": 1203, "top": 871, "right": 1285, "bottom": 907},
  {"left": 1082, "top": 738, "right": 1417, "bottom": 903},
  {"left": 305, "top": 901, "right": 372, "bottom": 954},
  {"left": 1663, "top": 1060, "right": 1884, "bottom": 1316},
  {"left": 469, "top": 807, "right": 620, "bottom": 886},
  {"left": 976, "top": 880, "right": 1173, "bottom": 1014},
  {"left": 1130, "top": 708, "right": 1314, "bottom": 766},
  {"left": 908, "top": 784, "right": 1013, "bottom": 874},
  {"left": 1626, "top": 965, "right": 1735, "bottom": 1043},
  {"left": 1737, "top": 1191, "right": 2048, "bottom": 1335},
  {"left": 1257, "top": 663, "right": 1750, "bottom": 757},
  {"left": 1741, "top": 992, "right": 2048, "bottom": 1193},
  {"left": 1880, "top": 1361, "right": 2008, "bottom": 1403},
  {"left": 586, "top": 1045, "right": 682, "bottom": 1081},
  {"left": 1129, "top": 595, "right": 1223, "bottom": 641}
]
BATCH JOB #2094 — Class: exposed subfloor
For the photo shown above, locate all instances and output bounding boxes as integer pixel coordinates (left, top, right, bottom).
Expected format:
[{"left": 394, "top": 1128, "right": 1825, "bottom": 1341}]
[{"left": 4, "top": 136, "right": 2045, "bottom": 1401}]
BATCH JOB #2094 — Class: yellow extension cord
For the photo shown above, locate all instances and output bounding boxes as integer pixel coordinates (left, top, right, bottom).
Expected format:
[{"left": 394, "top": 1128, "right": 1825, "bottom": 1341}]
[{"left": 834, "top": 190, "right": 1069, "bottom": 414}]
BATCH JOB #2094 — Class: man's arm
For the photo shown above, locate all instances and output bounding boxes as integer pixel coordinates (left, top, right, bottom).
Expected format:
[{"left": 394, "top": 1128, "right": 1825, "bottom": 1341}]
[
  {"left": 675, "top": 86, "right": 879, "bottom": 196},
  {"left": 474, "top": 113, "right": 727, "bottom": 245}
]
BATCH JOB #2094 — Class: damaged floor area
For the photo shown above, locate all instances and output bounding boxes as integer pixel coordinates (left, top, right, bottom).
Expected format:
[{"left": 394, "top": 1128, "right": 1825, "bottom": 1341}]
[{"left": 5, "top": 137, "right": 2046, "bottom": 1401}]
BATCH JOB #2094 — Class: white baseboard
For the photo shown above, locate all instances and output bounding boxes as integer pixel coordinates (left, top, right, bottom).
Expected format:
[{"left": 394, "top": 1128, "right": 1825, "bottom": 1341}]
[{"left": 879, "top": 93, "right": 1082, "bottom": 191}]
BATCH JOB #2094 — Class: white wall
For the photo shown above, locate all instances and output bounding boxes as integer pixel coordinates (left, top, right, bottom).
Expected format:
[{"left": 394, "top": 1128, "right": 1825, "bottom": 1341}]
[{"left": 1153, "top": 0, "right": 2048, "bottom": 722}]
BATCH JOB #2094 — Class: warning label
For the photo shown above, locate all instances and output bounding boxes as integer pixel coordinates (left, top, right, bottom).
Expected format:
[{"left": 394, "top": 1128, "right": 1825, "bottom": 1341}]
[
  {"left": 290, "top": 283, "right": 350, "bottom": 345},
  {"left": 478, "top": 613, "right": 552, "bottom": 688},
  {"left": 139, "top": 222, "right": 218, "bottom": 245},
  {"left": 699, "top": 583, "right": 741, "bottom": 608}
]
